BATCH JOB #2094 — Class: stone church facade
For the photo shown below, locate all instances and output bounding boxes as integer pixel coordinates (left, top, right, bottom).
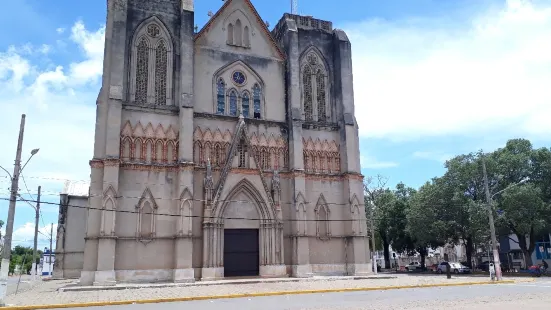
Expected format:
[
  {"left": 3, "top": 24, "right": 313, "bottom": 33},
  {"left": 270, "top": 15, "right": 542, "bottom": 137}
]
[{"left": 81, "top": 0, "right": 369, "bottom": 285}]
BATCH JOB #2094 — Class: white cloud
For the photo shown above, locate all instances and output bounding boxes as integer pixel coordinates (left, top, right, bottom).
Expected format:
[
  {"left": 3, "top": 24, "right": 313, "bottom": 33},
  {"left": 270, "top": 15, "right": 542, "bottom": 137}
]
[
  {"left": 0, "top": 21, "right": 104, "bottom": 198},
  {"left": 1, "top": 223, "right": 57, "bottom": 249},
  {"left": 346, "top": 0, "right": 551, "bottom": 141},
  {"left": 360, "top": 155, "right": 399, "bottom": 169},
  {"left": 412, "top": 151, "right": 453, "bottom": 163}
]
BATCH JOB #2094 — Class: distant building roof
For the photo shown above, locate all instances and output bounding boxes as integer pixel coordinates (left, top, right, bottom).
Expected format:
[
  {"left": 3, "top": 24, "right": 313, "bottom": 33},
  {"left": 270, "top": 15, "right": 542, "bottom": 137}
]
[{"left": 61, "top": 180, "right": 90, "bottom": 197}]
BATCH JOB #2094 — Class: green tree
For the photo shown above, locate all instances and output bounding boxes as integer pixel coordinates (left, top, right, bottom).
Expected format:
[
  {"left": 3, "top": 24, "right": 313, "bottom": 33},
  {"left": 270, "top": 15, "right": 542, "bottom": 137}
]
[
  {"left": 407, "top": 180, "right": 447, "bottom": 268},
  {"left": 497, "top": 184, "right": 549, "bottom": 266},
  {"left": 489, "top": 139, "right": 551, "bottom": 267}
]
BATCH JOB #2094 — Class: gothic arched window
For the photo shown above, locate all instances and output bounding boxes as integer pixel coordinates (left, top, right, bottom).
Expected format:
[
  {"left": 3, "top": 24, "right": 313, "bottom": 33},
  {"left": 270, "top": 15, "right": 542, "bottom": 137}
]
[
  {"left": 130, "top": 18, "right": 174, "bottom": 106},
  {"left": 242, "top": 91, "right": 250, "bottom": 117},
  {"left": 302, "top": 65, "right": 313, "bottom": 121},
  {"left": 301, "top": 50, "right": 329, "bottom": 122},
  {"left": 229, "top": 89, "right": 238, "bottom": 116},
  {"left": 216, "top": 79, "right": 226, "bottom": 114},
  {"left": 243, "top": 26, "right": 250, "bottom": 47},
  {"left": 155, "top": 40, "right": 168, "bottom": 105},
  {"left": 135, "top": 38, "right": 149, "bottom": 105},
  {"left": 238, "top": 138, "right": 247, "bottom": 168},
  {"left": 235, "top": 19, "right": 243, "bottom": 46},
  {"left": 227, "top": 23, "right": 234, "bottom": 45},
  {"left": 253, "top": 84, "right": 261, "bottom": 119},
  {"left": 316, "top": 68, "right": 326, "bottom": 121}
]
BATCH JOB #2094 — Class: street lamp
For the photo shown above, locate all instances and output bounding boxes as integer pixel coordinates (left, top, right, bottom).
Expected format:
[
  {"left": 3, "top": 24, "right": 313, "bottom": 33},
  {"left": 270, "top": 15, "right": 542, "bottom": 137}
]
[
  {"left": 0, "top": 114, "right": 39, "bottom": 306},
  {"left": 482, "top": 156, "right": 528, "bottom": 282}
]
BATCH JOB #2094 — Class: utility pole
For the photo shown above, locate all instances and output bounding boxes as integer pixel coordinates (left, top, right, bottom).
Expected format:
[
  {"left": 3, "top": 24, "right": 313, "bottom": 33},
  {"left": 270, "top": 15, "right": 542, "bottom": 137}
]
[
  {"left": 31, "top": 186, "right": 40, "bottom": 281},
  {"left": 369, "top": 201, "right": 378, "bottom": 275},
  {"left": 49, "top": 224, "right": 53, "bottom": 277},
  {"left": 482, "top": 156, "right": 502, "bottom": 281},
  {"left": 0, "top": 114, "right": 26, "bottom": 306}
]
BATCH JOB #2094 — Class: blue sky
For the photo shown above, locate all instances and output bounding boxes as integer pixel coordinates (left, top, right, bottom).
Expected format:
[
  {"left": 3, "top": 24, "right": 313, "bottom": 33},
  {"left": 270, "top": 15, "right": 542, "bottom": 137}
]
[{"left": 1, "top": 0, "right": 550, "bottom": 249}]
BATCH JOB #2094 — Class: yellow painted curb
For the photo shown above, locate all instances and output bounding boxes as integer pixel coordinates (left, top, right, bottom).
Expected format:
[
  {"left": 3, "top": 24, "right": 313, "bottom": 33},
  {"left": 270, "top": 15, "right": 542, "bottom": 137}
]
[{"left": 3, "top": 280, "right": 516, "bottom": 309}]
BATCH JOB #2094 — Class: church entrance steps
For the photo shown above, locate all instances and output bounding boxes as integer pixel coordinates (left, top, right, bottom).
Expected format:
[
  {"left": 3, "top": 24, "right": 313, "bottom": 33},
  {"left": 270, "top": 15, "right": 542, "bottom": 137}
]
[{"left": 57, "top": 275, "right": 394, "bottom": 292}]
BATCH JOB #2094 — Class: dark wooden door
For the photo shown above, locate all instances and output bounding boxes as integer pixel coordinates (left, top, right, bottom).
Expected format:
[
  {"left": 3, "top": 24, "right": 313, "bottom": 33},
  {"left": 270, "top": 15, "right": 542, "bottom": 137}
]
[{"left": 224, "top": 229, "right": 259, "bottom": 277}]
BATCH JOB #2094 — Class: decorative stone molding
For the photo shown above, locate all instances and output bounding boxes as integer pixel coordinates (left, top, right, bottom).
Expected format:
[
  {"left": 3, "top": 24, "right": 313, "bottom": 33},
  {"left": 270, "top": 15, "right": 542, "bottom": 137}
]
[
  {"left": 314, "top": 194, "right": 331, "bottom": 240},
  {"left": 295, "top": 192, "right": 307, "bottom": 236},
  {"left": 178, "top": 188, "right": 193, "bottom": 237},
  {"left": 193, "top": 126, "right": 288, "bottom": 171},
  {"left": 136, "top": 188, "right": 158, "bottom": 242},
  {"left": 302, "top": 137, "right": 340, "bottom": 174},
  {"left": 101, "top": 185, "right": 118, "bottom": 236},
  {"left": 120, "top": 121, "right": 179, "bottom": 164}
]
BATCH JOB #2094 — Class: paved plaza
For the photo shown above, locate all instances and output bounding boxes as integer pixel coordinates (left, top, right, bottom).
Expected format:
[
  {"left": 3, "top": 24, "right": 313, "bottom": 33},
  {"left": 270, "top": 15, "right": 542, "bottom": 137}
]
[{"left": 3, "top": 274, "right": 532, "bottom": 307}]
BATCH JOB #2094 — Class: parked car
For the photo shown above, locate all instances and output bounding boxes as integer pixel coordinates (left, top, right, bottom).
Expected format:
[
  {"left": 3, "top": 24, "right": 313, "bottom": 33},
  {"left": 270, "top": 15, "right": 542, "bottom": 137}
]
[
  {"left": 436, "top": 262, "right": 471, "bottom": 274},
  {"left": 405, "top": 262, "right": 422, "bottom": 272}
]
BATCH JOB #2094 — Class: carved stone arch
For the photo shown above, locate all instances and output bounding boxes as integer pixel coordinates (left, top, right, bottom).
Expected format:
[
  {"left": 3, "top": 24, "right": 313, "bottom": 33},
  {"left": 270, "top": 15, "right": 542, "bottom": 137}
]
[
  {"left": 349, "top": 194, "right": 361, "bottom": 212},
  {"left": 314, "top": 194, "right": 331, "bottom": 239},
  {"left": 212, "top": 60, "right": 266, "bottom": 117},
  {"left": 179, "top": 188, "right": 193, "bottom": 236},
  {"left": 136, "top": 188, "right": 158, "bottom": 240},
  {"left": 101, "top": 185, "right": 118, "bottom": 236},
  {"left": 223, "top": 9, "right": 254, "bottom": 48},
  {"left": 129, "top": 15, "right": 174, "bottom": 106},
  {"left": 295, "top": 192, "right": 307, "bottom": 236},
  {"left": 299, "top": 46, "right": 331, "bottom": 122},
  {"left": 214, "top": 178, "right": 275, "bottom": 222}
]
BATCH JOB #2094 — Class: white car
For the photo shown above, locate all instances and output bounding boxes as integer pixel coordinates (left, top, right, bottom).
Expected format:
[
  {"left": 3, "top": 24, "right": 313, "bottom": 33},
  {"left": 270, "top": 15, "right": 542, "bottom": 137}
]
[
  {"left": 405, "top": 262, "right": 422, "bottom": 271},
  {"left": 436, "top": 262, "right": 471, "bottom": 274}
]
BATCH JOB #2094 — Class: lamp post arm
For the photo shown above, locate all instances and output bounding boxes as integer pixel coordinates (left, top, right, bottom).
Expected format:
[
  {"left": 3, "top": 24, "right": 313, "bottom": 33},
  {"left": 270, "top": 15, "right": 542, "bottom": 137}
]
[
  {"left": 19, "top": 154, "right": 36, "bottom": 175},
  {"left": 0, "top": 165, "right": 12, "bottom": 180}
]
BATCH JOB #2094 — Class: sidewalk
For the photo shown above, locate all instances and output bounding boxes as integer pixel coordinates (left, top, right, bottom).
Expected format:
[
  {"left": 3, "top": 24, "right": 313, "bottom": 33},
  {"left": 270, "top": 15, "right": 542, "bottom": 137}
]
[
  {"left": 4, "top": 274, "right": 528, "bottom": 307},
  {"left": 59, "top": 275, "right": 395, "bottom": 292}
]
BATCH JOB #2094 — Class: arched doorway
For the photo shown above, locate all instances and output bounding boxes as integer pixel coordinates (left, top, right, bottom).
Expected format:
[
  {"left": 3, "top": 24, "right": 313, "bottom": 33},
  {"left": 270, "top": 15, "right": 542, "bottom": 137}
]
[
  {"left": 222, "top": 190, "right": 261, "bottom": 277},
  {"left": 201, "top": 179, "right": 284, "bottom": 279}
]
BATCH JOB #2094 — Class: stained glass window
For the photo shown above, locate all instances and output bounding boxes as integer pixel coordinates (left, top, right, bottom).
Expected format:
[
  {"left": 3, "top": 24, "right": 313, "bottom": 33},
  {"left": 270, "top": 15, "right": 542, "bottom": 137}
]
[
  {"left": 242, "top": 92, "right": 250, "bottom": 117},
  {"left": 154, "top": 40, "right": 168, "bottom": 105},
  {"left": 216, "top": 79, "right": 225, "bottom": 114},
  {"left": 135, "top": 38, "right": 149, "bottom": 105},
  {"left": 253, "top": 84, "right": 261, "bottom": 119},
  {"left": 316, "top": 68, "right": 326, "bottom": 121},
  {"left": 229, "top": 90, "right": 238, "bottom": 116},
  {"left": 303, "top": 65, "right": 313, "bottom": 121}
]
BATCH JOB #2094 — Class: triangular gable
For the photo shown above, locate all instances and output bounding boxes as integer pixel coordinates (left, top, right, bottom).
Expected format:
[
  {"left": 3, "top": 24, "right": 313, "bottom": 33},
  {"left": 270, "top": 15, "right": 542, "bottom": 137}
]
[
  {"left": 211, "top": 114, "right": 275, "bottom": 210},
  {"left": 194, "top": 0, "right": 286, "bottom": 60}
]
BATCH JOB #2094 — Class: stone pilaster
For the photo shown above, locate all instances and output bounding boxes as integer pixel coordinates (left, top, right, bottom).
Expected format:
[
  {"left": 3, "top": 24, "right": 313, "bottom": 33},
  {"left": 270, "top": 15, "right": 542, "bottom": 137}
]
[
  {"left": 281, "top": 18, "right": 312, "bottom": 277},
  {"left": 173, "top": 4, "right": 196, "bottom": 283},
  {"left": 333, "top": 29, "right": 370, "bottom": 274}
]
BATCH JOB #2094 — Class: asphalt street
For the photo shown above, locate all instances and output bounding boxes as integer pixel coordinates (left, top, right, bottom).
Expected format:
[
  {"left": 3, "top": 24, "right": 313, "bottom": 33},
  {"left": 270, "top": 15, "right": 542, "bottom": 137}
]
[{"left": 50, "top": 279, "right": 551, "bottom": 310}]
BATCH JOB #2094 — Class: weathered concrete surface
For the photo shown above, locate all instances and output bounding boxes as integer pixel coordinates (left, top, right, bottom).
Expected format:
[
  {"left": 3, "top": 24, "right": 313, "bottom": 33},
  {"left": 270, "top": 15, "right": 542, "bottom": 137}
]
[{"left": 4, "top": 275, "right": 531, "bottom": 307}]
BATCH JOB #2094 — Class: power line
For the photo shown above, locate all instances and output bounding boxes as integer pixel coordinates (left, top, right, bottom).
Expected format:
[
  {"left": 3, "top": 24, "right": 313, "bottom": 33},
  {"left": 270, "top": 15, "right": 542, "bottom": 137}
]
[
  {"left": 0, "top": 196, "right": 375, "bottom": 223},
  {"left": 0, "top": 196, "right": 477, "bottom": 224}
]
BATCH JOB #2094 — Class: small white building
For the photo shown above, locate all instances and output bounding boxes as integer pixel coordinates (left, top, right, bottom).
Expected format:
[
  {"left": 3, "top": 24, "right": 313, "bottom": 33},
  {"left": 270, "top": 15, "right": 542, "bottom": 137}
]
[{"left": 40, "top": 248, "right": 55, "bottom": 276}]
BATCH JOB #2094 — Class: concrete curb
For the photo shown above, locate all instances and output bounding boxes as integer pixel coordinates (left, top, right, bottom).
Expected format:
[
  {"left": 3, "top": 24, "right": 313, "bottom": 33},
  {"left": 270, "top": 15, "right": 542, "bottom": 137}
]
[
  {"left": 58, "top": 275, "right": 397, "bottom": 292},
  {"left": 3, "top": 279, "right": 519, "bottom": 309}
]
